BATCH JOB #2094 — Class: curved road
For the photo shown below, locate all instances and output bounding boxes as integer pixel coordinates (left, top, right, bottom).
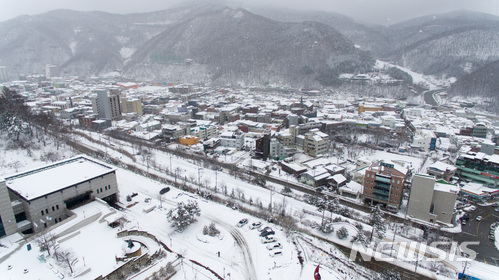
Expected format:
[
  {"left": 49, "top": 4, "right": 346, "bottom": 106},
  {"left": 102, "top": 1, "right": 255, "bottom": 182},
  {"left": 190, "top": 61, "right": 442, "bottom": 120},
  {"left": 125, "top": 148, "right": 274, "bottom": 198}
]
[{"left": 423, "top": 89, "right": 446, "bottom": 107}]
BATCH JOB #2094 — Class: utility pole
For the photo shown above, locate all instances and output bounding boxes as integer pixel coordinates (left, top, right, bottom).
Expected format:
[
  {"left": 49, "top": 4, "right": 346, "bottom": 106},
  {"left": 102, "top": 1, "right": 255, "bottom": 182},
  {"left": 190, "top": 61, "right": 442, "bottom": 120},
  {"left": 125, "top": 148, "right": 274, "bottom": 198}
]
[{"left": 462, "top": 260, "right": 468, "bottom": 276}]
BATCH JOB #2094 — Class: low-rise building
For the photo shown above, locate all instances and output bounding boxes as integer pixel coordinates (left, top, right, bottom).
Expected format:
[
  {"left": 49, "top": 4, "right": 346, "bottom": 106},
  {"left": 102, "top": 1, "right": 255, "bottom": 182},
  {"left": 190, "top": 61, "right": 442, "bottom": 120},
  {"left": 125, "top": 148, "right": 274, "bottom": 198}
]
[
  {"left": 0, "top": 155, "right": 118, "bottom": 236},
  {"left": 179, "top": 135, "right": 200, "bottom": 146}
]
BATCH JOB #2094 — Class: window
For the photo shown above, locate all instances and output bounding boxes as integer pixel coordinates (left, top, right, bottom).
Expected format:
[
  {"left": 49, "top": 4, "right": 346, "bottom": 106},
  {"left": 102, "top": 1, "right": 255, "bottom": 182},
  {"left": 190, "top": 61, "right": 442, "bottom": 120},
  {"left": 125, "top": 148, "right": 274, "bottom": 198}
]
[
  {"left": 45, "top": 209, "right": 49, "bottom": 214},
  {"left": 56, "top": 205, "right": 59, "bottom": 210},
  {"left": 41, "top": 211, "right": 44, "bottom": 215},
  {"left": 96, "top": 189, "right": 99, "bottom": 194},
  {"left": 100, "top": 188, "right": 103, "bottom": 192},
  {"left": 52, "top": 206, "right": 55, "bottom": 211}
]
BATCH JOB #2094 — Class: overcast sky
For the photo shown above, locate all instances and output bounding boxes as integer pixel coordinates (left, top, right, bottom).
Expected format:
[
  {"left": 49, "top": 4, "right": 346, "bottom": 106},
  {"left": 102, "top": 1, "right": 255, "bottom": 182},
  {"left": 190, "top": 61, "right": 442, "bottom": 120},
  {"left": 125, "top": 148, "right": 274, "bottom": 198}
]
[{"left": 1, "top": 0, "right": 498, "bottom": 24}]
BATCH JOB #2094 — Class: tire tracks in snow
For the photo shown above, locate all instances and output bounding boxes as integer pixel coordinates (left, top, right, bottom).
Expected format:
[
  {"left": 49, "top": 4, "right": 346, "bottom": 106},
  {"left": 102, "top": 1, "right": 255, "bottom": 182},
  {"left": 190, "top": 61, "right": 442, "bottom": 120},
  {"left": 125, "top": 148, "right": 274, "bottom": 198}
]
[{"left": 210, "top": 216, "right": 257, "bottom": 280}]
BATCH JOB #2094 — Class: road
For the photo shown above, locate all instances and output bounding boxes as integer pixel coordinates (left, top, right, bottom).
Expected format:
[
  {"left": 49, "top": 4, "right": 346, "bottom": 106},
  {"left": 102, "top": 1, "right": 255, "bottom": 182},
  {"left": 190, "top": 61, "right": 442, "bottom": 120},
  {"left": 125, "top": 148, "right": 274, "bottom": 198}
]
[
  {"left": 423, "top": 89, "right": 445, "bottom": 107},
  {"left": 443, "top": 204, "right": 499, "bottom": 266}
]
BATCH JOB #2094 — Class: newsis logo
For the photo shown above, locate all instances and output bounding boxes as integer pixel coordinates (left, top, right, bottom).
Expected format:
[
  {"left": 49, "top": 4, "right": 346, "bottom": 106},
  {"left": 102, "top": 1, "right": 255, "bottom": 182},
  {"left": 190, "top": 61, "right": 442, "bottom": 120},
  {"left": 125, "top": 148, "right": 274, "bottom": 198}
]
[{"left": 349, "top": 241, "right": 479, "bottom": 262}]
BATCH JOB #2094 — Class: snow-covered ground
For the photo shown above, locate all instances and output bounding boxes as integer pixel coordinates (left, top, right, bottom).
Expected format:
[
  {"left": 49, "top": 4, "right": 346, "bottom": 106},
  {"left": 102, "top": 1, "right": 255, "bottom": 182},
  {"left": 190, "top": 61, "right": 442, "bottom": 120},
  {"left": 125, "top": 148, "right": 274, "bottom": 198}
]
[{"left": 2, "top": 132, "right": 499, "bottom": 279}]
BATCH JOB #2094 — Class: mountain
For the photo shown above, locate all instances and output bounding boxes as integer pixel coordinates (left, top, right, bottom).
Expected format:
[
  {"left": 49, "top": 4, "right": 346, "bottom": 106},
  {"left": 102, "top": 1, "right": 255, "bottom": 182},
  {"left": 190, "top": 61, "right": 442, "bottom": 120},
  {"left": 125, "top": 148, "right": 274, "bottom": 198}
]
[
  {"left": 254, "top": 9, "right": 499, "bottom": 80},
  {"left": 0, "top": 6, "right": 373, "bottom": 87},
  {"left": 124, "top": 8, "right": 373, "bottom": 86},
  {"left": 450, "top": 60, "right": 499, "bottom": 113},
  {"left": 378, "top": 11, "right": 499, "bottom": 78},
  {"left": 249, "top": 7, "right": 390, "bottom": 55}
]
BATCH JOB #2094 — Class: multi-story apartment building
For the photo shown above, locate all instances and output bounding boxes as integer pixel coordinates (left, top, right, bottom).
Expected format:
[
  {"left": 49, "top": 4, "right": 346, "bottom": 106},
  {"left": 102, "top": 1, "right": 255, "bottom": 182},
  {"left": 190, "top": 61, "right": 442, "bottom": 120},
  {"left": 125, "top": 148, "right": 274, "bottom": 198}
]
[
  {"left": 0, "top": 155, "right": 118, "bottom": 236},
  {"left": 270, "top": 138, "right": 287, "bottom": 160},
  {"left": 456, "top": 152, "right": 499, "bottom": 186},
  {"left": 220, "top": 129, "right": 245, "bottom": 150},
  {"left": 92, "top": 89, "right": 122, "bottom": 120},
  {"left": 189, "top": 124, "right": 218, "bottom": 140},
  {"left": 304, "top": 129, "right": 329, "bottom": 157},
  {"left": 363, "top": 161, "right": 407, "bottom": 212},
  {"left": 407, "top": 174, "right": 458, "bottom": 224},
  {"left": 472, "top": 123, "right": 488, "bottom": 138},
  {"left": 121, "top": 97, "right": 143, "bottom": 116}
]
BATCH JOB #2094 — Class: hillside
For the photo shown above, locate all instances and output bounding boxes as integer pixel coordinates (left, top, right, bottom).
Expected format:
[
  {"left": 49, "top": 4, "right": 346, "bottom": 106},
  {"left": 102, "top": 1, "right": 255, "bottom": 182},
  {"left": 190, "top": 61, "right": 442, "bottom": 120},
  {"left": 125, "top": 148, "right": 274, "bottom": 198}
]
[
  {"left": 450, "top": 59, "right": 499, "bottom": 113},
  {"left": 124, "top": 8, "right": 373, "bottom": 86},
  {"left": 379, "top": 11, "right": 499, "bottom": 78},
  {"left": 0, "top": 6, "right": 373, "bottom": 87}
]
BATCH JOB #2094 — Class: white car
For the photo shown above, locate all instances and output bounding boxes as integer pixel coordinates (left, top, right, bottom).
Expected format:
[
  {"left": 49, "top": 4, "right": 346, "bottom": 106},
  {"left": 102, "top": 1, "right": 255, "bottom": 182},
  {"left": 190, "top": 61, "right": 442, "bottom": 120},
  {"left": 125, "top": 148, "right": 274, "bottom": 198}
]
[
  {"left": 250, "top": 222, "right": 262, "bottom": 230},
  {"left": 266, "top": 243, "right": 283, "bottom": 250},
  {"left": 261, "top": 236, "right": 277, "bottom": 244},
  {"left": 236, "top": 218, "right": 248, "bottom": 227},
  {"left": 476, "top": 216, "right": 483, "bottom": 221}
]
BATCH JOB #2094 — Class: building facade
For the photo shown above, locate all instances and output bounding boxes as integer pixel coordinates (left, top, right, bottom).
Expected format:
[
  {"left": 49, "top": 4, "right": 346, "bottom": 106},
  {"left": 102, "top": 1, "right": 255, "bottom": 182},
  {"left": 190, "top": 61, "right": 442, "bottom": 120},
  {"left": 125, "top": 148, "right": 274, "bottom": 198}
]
[
  {"left": 304, "top": 129, "right": 329, "bottom": 157},
  {"left": 220, "top": 130, "right": 245, "bottom": 150},
  {"left": 1, "top": 155, "right": 119, "bottom": 236},
  {"left": 456, "top": 152, "right": 499, "bottom": 186},
  {"left": 92, "top": 89, "right": 122, "bottom": 120},
  {"left": 363, "top": 161, "right": 407, "bottom": 212},
  {"left": 407, "top": 174, "right": 458, "bottom": 224},
  {"left": 121, "top": 97, "right": 143, "bottom": 116}
]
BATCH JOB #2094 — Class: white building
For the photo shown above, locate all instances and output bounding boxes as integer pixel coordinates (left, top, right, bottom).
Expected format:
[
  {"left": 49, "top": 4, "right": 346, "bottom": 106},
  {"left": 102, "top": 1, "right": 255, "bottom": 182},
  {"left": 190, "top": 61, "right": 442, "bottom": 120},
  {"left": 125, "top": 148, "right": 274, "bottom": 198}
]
[
  {"left": 0, "top": 155, "right": 119, "bottom": 236},
  {"left": 220, "top": 130, "right": 245, "bottom": 150}
]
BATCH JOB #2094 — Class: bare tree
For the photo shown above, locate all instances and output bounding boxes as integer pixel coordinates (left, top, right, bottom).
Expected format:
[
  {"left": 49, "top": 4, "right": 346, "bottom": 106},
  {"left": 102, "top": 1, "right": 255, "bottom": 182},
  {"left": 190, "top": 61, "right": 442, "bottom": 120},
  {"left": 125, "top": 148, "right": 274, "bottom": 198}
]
[
  {"left": 203, "top": 177, "right": 211, "bottom": 189},
  {"left": 236, "top": 188, "right": 244, "bottom": 200},
  {"left": 35, "top": 231, "right": 58, "bottom": 256},
  {"left": 296, "top": 209, "right": 307, "bottom": 222},
  {"left": 56, "top": 249, "right": 79, "bottom": 274}
]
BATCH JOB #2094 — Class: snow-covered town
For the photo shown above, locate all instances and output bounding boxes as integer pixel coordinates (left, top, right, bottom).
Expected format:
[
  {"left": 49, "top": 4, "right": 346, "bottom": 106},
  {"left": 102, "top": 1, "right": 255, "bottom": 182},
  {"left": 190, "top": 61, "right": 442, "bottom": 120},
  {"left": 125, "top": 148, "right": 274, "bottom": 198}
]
[{"left": 0, "top": 65, "right": 498, "bottom": 280}]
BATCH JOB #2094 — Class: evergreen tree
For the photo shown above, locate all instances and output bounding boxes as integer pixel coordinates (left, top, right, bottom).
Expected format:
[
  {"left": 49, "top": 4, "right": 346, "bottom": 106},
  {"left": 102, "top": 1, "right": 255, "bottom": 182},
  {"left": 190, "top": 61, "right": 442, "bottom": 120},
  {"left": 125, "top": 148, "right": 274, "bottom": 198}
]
[
  {"left": 167, "top": 200, "right": 201, "bottom": 232},
  {"left": 337, "top": 226, "right": 349, "bottom": 239},
  {"left": 369, "top": 205, "right": 386, "bottom": 240}
]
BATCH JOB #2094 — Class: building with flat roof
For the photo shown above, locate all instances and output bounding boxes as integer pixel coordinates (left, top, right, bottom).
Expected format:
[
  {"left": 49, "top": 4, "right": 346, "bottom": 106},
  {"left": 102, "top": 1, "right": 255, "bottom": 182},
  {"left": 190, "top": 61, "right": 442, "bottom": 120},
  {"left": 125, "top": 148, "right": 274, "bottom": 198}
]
[
  {"left": 407, "top": 174, "right": 458, "bottom": 224},
  {"left": 0, "top": 155, "right": 119, "bottom": 236},
  {"left": 363, "top": 161, "right": 407, "bottom": 212},
  {"left": 456, "top": 152, "right": 499, "bottom": 186}
]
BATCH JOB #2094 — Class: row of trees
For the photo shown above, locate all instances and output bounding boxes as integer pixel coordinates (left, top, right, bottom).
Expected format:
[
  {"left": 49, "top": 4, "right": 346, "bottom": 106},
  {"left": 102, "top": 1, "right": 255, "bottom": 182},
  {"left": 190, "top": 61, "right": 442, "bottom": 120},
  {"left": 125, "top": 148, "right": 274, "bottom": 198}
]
[{"left": 0, "top": 87, "right": 56, "bottom": 142}]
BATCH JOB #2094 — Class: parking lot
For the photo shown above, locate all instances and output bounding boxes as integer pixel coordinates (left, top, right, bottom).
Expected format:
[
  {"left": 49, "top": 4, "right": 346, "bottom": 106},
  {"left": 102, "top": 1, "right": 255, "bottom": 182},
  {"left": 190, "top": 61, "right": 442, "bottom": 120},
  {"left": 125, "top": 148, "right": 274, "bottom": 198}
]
[{"left": 451, "top": 204, "right": 499, "bottom": 265}]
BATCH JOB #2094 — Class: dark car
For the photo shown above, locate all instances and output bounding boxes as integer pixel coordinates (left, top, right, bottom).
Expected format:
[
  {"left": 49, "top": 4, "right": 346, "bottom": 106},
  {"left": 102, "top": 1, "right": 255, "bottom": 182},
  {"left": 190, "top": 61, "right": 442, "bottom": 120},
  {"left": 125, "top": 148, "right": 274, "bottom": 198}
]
[
  {"left": 260, "top": 227, "right": 275, "bottom": 237},
  {"left": 159, "top": 187, "right": 171, "bottom": 195}
]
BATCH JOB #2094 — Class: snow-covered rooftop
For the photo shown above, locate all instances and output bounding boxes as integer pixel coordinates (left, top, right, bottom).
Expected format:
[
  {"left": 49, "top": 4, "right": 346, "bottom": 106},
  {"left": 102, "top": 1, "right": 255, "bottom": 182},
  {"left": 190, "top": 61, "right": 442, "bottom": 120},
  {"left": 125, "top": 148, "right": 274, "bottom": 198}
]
[{"left": 5, "top": 155, "right": 115, "bottom": 200}]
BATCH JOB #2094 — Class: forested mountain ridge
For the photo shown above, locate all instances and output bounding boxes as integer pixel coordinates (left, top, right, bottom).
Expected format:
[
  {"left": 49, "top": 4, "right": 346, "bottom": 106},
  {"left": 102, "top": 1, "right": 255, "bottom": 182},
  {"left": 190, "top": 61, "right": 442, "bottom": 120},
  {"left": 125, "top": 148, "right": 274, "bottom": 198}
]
[{"left": 0, "top": 6, "right": 373, "bottom": 87}]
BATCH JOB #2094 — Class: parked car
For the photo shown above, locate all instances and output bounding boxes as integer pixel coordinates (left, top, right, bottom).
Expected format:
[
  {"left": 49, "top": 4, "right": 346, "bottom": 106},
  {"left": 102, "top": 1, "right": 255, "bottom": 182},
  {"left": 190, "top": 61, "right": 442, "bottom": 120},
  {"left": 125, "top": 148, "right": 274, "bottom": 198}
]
[
  {"left": 260, "top": 227, "right": 275, "bottom": 237},
  {"left": 495, "top": 208, "right": 499, "bottom": 212},
  {"left": 266, "top": 243, "right": 283, "bottom": 250},
  {"left": 237, "top": 218, "right": 248, "bottom": 227},
  {"left": 476, "top": 216, "right": 483, "bottom": 221},
  {"left": 261, "top": 235, "right": 277, "bottom": 244},
  {"left": 269, "top": 250, "right": 283, "bottom": 257},
  {"left": 250, "top": 222, "right": 262, "bottom": 230},
  {"left": 159, "top": 187, "right": 170, "bottom": 195}
]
